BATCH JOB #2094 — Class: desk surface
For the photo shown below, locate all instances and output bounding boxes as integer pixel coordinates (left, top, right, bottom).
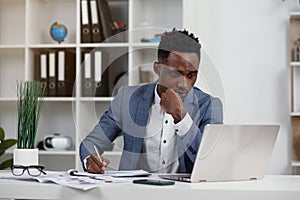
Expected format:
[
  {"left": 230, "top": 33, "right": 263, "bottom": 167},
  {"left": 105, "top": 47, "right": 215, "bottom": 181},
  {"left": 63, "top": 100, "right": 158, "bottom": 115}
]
[{"left": 0, "top": 174, "right": 300, "bottom": 200}]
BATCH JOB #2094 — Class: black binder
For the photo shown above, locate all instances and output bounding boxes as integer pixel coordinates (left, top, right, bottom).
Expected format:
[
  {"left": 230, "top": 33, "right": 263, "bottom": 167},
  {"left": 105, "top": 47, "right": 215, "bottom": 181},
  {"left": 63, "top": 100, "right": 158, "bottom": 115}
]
[
  {"left": 96, "top": 0, "right": 113, "bottom": 40},
  {"left": 81, "top": 0, "right": 92, "bottom": 43},
  {"left": 95, "top": 53, "right": 127, "bottom": 97},
  {"left": 34, "top": 52, "right": 48, "bottom": 96},
  {"left": 57, "top": 50, "right": 76, "bottom": 97},
  {"left": 90, "top": 0, "right": 103, "bottom": 42},
  {"left": 47, "top": 51, "right": 57, "bottom": 97},
  {"left": 82, "top": 51, "right": 94, "bottom": 97},
  {"left": 93, "top": 50, "right": 102, "bottom": 92}
]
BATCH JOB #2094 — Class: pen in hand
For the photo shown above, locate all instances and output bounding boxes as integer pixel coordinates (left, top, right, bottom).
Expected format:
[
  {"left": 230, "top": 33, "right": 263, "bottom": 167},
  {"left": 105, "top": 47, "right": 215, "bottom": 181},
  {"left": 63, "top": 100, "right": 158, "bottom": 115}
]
[{"left": 93, "top": 145, "right": 103, "bottom": 163}]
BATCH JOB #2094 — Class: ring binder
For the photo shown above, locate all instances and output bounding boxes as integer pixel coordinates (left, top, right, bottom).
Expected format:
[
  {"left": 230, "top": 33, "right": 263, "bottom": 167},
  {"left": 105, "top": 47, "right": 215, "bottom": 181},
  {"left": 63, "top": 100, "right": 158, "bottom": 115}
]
[
  {"left": 96, "top": 0, "right": 113, "bottom": 40},
  {"left": 48, "top": 52, "right": 57, "bottom": 97},
  {"left": 81, "top": 0, "right": 92, "bottom": 43},
  {"left": 90, "top": 0, "right": 103, "bottom": 42},
  {"left": 57, "top": 50, "right": 76, "bottom": 97},
  {"left": 34, "top": 52, "right": 48, "bottom": 96},
  {"left": 94, "top": 51, "right": 102, "bottom": 91},
  {"left": 82, "top": 52, "right": 94, "bottom": 97}
]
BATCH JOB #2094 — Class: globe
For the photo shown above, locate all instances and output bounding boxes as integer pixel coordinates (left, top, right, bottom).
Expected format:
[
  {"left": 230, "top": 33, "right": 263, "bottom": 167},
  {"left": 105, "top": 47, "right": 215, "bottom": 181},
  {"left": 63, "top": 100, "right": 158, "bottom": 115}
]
[{"left": 50, "top": 22, "right": 68, "bottom": 43}]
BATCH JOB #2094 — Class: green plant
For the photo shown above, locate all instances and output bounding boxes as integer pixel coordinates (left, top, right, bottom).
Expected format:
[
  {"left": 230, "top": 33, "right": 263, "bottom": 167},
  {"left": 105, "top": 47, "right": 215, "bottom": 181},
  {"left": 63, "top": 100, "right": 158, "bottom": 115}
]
[
  {"left": 17, "top": 81, "right": 45, "bottom": 149},
  {"left": 0, "top": 127, "right": 17, "bottom": 169}
]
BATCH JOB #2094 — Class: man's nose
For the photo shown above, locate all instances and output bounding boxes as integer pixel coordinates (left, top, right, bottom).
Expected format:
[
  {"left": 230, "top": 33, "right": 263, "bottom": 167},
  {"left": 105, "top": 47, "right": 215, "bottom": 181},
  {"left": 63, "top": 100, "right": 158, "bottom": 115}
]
[{"left": 177, "top": 75, "right": 189, "bottom": 88}]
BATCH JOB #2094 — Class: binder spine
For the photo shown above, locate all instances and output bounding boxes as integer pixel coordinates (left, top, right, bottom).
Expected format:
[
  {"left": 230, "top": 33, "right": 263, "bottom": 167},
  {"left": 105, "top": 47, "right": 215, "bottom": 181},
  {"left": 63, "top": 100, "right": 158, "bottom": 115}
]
[
  {"left": 48, "top": 52, "right": 57, "bottom": 97},
  {"left": 35, "top": 52, "right": 48, "bottom": 96},
  {"left": 90, "top": 0, "right": 103, "bottom": 42},
  {"left": 94, "top": 51, "right": 102, "bottom": 91},
  {"left": 57, "top": 51, "right": 66, "bottom": 97},
  {"left": 81, "top": 0, "right": 92, "bottom": 43},
  {"left": 82, "top": 52, "right": 94, "bottom": 97},
  {"left": 97, "top": 0, "right": 113, "bottom": 40}
]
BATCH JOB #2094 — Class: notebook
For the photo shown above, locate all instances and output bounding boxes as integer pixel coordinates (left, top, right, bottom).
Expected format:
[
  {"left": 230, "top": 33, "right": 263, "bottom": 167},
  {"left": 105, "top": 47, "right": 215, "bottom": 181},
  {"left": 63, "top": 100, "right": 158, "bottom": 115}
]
[{"left": 159, "top": 124, "right": 280, "bottom": 182}]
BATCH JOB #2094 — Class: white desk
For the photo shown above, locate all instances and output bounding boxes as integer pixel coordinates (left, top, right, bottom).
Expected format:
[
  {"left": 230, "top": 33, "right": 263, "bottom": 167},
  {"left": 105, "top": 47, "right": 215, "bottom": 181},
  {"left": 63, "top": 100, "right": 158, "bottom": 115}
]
[{"left": 0, "top": 175, "right": 300, "bottom": 200}]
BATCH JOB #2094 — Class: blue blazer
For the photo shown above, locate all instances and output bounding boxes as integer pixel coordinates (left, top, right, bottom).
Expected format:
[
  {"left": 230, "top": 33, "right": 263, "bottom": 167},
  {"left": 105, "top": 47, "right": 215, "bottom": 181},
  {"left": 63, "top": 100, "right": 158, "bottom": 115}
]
[{"left": 80, "top": 83, "right": 223, "bottom": 173}]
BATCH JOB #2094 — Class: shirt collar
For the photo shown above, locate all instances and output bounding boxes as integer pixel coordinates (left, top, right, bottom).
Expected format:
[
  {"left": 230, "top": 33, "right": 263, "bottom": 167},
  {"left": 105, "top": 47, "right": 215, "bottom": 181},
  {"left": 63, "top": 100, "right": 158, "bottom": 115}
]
[{"left": 154, "top": 84, "right": 161, "bottom": 105}]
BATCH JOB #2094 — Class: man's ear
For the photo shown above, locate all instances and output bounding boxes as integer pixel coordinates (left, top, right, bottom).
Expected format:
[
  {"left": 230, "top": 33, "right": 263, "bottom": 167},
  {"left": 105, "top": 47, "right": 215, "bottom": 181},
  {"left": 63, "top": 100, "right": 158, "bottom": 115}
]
[{"left": 153, "top": 62, "right": 160, "bottom": 75}]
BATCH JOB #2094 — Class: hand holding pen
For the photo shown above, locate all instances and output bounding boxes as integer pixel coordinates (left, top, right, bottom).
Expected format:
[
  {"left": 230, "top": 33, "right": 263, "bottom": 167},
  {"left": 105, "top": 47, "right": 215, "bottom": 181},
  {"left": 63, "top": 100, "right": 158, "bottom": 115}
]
[{"left": 86, "top": 145, "right": 110, "bottom": 174}]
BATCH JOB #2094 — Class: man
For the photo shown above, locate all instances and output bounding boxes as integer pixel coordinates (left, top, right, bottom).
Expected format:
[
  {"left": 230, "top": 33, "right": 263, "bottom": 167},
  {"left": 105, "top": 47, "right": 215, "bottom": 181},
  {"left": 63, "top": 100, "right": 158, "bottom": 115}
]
[{"left": 80, "top": 28, "right": 223, "bottom": 174}]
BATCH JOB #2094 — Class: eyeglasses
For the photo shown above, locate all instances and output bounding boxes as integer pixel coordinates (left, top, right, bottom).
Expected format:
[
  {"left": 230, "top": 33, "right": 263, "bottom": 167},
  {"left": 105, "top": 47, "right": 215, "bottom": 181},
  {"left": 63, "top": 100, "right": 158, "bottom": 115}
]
[{"left": 11, "top": 165, "right": 47, "bottom": 177}]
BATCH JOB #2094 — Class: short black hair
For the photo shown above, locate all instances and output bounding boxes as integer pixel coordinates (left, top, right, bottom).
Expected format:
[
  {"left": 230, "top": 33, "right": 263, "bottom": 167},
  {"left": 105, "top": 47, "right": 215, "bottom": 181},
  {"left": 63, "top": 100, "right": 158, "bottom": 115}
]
[{"left": 158, "top": 28, "right": 201, "bottom": 61}]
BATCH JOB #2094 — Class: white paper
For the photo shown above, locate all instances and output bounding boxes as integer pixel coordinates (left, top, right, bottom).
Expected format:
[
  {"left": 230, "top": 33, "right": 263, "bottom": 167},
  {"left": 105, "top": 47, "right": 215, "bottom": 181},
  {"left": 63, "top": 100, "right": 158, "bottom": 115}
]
[{"left": 104, "top": 170, "right": 151, "bottom": 177}]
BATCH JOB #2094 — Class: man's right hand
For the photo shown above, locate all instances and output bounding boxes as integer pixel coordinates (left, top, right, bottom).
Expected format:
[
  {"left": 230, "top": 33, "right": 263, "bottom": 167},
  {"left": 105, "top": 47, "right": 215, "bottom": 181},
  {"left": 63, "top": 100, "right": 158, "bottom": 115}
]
[{"left": 86, "top": 153, "right": 110, "bottom": 174}]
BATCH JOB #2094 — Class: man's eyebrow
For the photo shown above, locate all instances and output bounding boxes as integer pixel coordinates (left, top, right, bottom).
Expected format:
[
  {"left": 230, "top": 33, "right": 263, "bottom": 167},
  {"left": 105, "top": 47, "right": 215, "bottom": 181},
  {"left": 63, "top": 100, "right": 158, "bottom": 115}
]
[{"left": 177, "top": 70, "right": 198, "bottom": 74}]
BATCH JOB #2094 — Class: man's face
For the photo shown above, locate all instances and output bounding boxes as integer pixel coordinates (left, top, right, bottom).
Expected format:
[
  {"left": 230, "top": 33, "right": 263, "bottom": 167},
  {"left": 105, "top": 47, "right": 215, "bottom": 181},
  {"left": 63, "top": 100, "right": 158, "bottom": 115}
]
[{"left": 155, "top": 51, "right": 199, "bottom": 100}]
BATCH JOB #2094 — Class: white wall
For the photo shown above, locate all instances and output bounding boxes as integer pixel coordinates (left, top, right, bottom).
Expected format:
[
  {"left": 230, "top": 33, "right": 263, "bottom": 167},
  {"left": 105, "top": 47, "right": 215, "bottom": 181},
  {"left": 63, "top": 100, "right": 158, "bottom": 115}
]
[{"left": 184, "top": 0, "right": 300, "bottom": 175}]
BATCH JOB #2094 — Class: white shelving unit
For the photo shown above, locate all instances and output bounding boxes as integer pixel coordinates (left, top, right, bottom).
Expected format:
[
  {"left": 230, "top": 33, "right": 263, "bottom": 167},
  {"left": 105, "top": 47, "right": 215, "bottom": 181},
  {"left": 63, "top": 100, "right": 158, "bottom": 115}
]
[
  {"left": 0, "top": 0, "right": 183, "bottom": 171},
  {"left": 289, "top": 12, "right": 300, "bottom": 175}
]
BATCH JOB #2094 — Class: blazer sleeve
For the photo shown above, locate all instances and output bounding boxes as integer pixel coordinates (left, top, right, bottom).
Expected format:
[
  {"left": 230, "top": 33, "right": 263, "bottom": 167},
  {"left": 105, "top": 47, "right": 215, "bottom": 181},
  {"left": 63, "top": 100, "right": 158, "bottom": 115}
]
[{"left": 79, "top": 87, "right": 125, "bottom": 169}]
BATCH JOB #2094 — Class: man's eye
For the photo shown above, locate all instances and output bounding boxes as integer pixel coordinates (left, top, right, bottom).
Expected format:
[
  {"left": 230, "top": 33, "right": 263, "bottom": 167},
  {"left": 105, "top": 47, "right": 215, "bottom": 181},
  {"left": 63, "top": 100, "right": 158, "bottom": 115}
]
[
  {"left": 170, "top": 71, "right": 181, "bottom": 77},
  {"left": 187, "top": 72, "right": 196, "bottom": 78}
]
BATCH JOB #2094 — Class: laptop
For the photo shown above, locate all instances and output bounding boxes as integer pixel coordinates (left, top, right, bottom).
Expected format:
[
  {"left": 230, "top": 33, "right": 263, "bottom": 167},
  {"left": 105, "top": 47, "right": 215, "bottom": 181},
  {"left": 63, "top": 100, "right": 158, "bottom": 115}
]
[{"left": 159, "top": 124, "right": 280, "bottom": 182}]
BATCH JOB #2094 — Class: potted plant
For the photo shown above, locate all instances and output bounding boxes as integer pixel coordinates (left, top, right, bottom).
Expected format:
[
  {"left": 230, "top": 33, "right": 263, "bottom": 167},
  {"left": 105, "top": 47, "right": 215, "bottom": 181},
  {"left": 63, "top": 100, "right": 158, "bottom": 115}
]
[
  {"left": 0, "top": 127, "right": 17, "bottom": 169},
  {"left": 14, "top": 81, "right": 45, "bottom": 166}
]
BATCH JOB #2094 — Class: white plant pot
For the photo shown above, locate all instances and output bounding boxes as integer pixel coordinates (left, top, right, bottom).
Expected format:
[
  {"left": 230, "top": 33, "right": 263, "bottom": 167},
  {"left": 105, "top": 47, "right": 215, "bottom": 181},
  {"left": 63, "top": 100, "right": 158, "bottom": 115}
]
[{"left": 13, "top": 148, "right": 39, "bottom": 166}]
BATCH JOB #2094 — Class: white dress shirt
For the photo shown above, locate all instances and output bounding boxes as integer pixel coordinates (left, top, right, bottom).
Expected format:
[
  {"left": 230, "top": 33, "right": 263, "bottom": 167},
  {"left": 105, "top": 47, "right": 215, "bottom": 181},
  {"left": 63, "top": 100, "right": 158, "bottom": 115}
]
[{"left": 137, "top": 85, "right": 193, "bottom": 173}]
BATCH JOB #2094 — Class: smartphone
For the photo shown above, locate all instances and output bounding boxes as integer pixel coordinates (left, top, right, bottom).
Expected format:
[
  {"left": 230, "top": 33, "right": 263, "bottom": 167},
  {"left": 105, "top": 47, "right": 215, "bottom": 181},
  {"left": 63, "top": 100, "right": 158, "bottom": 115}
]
[{"left": 133, "top": 179, "right": 175, "bottom": 186}]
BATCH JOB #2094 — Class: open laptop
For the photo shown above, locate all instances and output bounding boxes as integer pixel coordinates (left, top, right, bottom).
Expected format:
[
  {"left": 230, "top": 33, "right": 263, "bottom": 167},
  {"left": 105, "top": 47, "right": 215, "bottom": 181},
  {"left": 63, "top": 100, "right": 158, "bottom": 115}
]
[{"left": 159, "top": 124, "right": 280, "bottom": 182}]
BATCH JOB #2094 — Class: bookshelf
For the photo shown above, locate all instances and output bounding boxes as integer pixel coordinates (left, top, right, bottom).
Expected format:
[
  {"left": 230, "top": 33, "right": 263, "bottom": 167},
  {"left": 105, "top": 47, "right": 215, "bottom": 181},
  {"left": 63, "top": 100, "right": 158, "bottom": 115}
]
[
  {"left": 0, "top": 0, "right": 183, "bottom": 171},
  {"left": 289, "top": 12, "right": 300, "bottom": 175}
]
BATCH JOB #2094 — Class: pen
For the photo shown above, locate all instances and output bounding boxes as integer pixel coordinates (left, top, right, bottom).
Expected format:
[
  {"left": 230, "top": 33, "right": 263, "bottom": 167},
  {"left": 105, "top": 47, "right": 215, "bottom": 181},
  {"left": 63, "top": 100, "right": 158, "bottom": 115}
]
[{"left": 93, "top": 145, "right": 103, "bottom": 163}]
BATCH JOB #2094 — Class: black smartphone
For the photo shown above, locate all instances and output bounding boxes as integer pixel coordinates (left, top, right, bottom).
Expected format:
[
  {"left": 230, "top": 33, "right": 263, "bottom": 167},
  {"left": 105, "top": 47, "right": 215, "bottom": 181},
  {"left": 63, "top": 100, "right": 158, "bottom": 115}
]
[{"left": 133, "top": 179, "right": 175, "bottom": 186}]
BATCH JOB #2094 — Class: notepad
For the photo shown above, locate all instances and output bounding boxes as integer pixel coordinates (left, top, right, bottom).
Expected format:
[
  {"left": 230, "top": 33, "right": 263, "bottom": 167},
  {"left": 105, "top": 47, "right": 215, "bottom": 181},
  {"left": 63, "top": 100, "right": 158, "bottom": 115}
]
[
  {"left": 68, "top": 169, "right": 150, "bottom": 178},
  {"left": 104, "top": 170, "right": 151, "bottom": 177}
]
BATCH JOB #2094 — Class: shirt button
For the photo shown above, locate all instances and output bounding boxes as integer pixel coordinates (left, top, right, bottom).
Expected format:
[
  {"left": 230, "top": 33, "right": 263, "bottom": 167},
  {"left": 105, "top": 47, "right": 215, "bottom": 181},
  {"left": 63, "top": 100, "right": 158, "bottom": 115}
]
[
  {"left": 175, "top": 129, "right": 179, "bottom": 133},
  {"left": 163, "top": 140, "right": 166, "bottom": 144},
  {"left": 162, "top": 160, "right": 165, "bottom": 164},
  {"left": 165, "top": 120, "right": 168, "bottom": 124}
]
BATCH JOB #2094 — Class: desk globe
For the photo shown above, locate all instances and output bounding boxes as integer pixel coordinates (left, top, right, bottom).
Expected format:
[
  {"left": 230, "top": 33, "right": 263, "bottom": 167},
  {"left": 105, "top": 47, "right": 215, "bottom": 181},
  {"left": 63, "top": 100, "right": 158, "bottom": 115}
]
[{"left": 50, "top": 22, "right": 68, "bottom": 44}]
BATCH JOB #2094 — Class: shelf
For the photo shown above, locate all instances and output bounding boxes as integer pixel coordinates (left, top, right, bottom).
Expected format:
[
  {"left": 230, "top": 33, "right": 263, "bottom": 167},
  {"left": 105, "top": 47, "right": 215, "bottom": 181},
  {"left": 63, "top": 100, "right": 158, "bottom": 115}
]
[
  {"left": 79, "top": 97, "right": 114, "bottom": 102},
  {"left": 0, "top": 97, "right": 76, "bottom": 102},
  {"left": 290, "top": 62, "right": 300, "bottom": 66},
  {"left": 43, "top": 97, "right": 76, "bottom": 102},
  {"left": 132, "top": 42, "right": 159, "bottom": 48},
  {"left": 0, "top": 97, "right": 18, "bottom": 102},
  {"left": 6, "top": 149, "right": 76, "bottom": 155},
  {"left": 0, "top": 45, "right": 26, "bottom": 49},
  {"left": 291, "top": 112, "right": 300, "bottom": 116},
  {"left": 80, "top": 43, "right": 129, "bottom": 48},
  {"left": 291, "top": 12, "right": 300, "bottom": 19},
  {"left": 28, "top": 44, "right": 77, "bottom": 48},
  {"left": 292, "top": 160, "right": 300, "bottom": 166},
  {"left": 39, "top": 150, "right": 76, "bottom": 155}
]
